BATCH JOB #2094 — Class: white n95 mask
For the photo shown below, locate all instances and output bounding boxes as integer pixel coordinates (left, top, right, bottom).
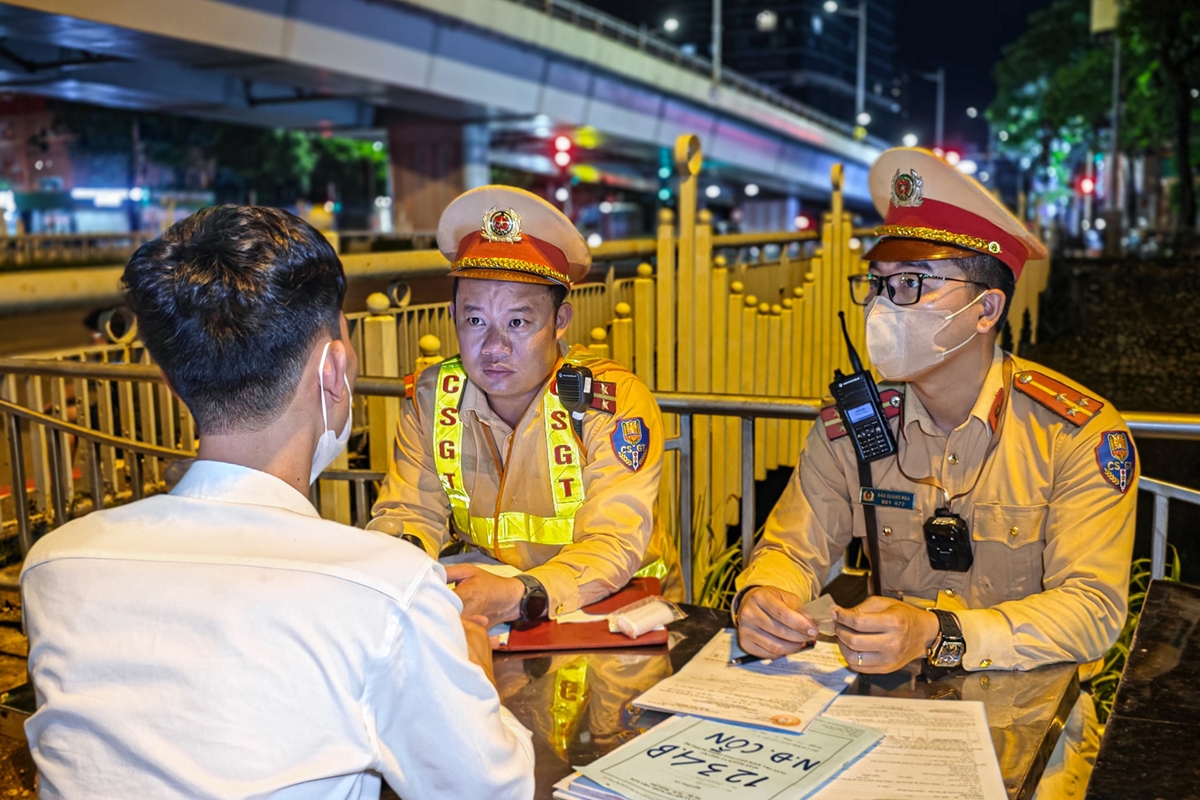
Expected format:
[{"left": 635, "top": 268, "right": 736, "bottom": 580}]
[
  {"left": 310, "top": 341, "right": 353, "bottom": 485},
  {"left": 865, "top": 291, "right": 987, "bottom": 381}
]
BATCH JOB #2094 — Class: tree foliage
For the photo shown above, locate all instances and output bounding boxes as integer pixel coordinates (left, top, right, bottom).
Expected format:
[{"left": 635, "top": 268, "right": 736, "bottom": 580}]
[{"left": 987, "top": 0, "right": 1200, "bottom": 232}]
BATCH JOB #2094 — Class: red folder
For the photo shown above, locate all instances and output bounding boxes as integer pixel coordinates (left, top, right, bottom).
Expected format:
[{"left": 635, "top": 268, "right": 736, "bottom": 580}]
[{"left": 498, "top": 578, "right": 668, "bottom": 652}]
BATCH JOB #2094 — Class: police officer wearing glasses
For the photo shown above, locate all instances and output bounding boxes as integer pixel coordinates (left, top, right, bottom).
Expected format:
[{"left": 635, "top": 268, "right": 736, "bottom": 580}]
[{"left": 733, "top": 148, "right": 1137, "bottom": 797}]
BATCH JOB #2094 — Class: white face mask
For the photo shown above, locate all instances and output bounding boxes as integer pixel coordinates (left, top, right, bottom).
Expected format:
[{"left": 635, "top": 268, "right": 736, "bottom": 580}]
[
  {"left": 310, "top": 341, "right": 353, "bottom": 485},
  {"left": 865, "top": 290, "right": 987, "bottom": 381}
]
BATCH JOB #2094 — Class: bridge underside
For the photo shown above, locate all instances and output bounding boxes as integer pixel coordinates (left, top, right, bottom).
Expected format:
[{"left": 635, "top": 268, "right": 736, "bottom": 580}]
[{"left": 0, "top": 0, "right": 877, "bottom": 207}]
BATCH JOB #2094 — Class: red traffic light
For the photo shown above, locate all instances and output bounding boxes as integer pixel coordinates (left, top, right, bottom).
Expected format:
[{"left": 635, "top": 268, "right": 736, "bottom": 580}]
[{"left": 1079, "top": 177, "right": 1096, "bottom": 195}]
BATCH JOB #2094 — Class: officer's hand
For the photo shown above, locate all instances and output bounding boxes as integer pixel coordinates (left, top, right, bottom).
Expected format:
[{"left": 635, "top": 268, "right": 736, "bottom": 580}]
[
  {"left": 735, "top": 586, "right": 819, "bottom": 659},
  {"left": 832, "top": 597, "right": 940, "bottom": 674},
  {"left": 445, "top": 564, "right": 524, "bottom": 628},
  {"left": 461, "top": 614, "right": 497, "bottom": 690}
]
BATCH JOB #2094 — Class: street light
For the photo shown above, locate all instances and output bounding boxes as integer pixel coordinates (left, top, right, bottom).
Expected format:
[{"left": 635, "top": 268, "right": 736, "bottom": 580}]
[
  {"left": 856, "top": 111, "right": 871, "bottom": 126},
  {"left": 756, "top": 9, "right": 778, "bottom": 31},
  {"left": 664, "top": 17, "right": 680, "bottom": 33},
  {"left": 744, "top": 183, "right": 760, "bottom": 197},
  {"left": 966, "top": 106, "right": 978, "bottom": 119},
  {"left": 917, "top": 67, "right": 946, "bottom": 148},
  {"left": 902, "top": 133, "right": 918, "bottom": 147},
  {"left": 822, "top": 1, "right": 868, "bottom": 126}
]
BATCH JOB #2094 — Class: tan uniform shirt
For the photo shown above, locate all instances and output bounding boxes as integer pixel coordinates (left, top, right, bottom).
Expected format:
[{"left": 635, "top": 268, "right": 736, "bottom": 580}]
[
  {"left": 370, "top": 344, "right": 679, "bottom": 617},
  {"left": 737, "top": 347, "right": 1137, "bottom": 672}
]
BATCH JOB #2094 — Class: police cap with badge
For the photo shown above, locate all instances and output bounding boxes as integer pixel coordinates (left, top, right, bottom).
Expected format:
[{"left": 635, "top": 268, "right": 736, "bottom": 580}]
[
  {"left": 856, "top": 149, "right": 1051, "bottom": 670},
  {"left": 435, "top": 187, "right": 595, "bottom": 622}
]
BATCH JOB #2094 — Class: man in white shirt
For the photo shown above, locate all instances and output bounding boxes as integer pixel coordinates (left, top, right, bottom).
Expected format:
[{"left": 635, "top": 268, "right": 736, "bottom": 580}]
[{"left": 20, "top": 205, "right": 535, "bottom": 799}]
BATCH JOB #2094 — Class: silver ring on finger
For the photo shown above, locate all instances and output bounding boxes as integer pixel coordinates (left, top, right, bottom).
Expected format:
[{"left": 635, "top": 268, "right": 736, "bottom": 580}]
[{"left": 856, "top": 651, "right": 863, "bottom": 667}]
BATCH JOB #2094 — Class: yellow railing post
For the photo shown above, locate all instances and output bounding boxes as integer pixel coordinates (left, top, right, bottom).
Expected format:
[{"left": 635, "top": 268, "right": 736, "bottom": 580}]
[
  {"left": 709, "top": 255, "right": 728, "bottom": 531},
  {"left": 725, "top": 281, "right": 745, "bottom": 524},
  {"left": 363, "top": 293, "right": 401, "bottom": 475},
  {"left": 779, "top": 296, "right": 796, "bottom": 468},
  {"left": 612, "top": 302, "right": 633, "bottom": 369},
  {"left": 693, "top": 209, "right": 713, "bottom": 526},
  {"left": 789, "top": 284, "right": 809, "bottom": 462},
  {"left": 633, "top": 263, "right": 656, "bottom": 386},
  {"left": 655, "top": 210, "right": 676, "bottom": 393},
  {"left": 414, "top": 334, "right": 444, "bottom": 375},
  {"left": 588, "top": 327, "right": 610, "bottom": 360},
  {"left": 753, "top": 302, "right": 770, "bottom": 481},
  {"left": 765, "top": 304, "right": 783, "bottom": 472}
]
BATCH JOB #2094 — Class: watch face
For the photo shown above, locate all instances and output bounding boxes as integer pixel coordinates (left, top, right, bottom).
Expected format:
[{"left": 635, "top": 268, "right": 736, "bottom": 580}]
[{"left": 932, "top": 640, "right": 964, "bottom": 667}]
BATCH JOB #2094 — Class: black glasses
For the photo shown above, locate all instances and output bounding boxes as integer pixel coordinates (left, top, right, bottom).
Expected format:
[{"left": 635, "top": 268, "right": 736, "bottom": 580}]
[{"left": 848, "top": 272, "right": 988, "bottom": 306}]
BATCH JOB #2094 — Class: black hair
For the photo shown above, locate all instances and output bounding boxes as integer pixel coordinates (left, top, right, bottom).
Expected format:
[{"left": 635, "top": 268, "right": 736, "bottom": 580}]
[
  {"left": 122, "top": 205, "right": 347, "bottom": 435},
  {"left": 452, "top": 277, "right": 569, "bottom": 309},
  {"left": 954, "top": 253, "right": 1015, "bottom": 329}
]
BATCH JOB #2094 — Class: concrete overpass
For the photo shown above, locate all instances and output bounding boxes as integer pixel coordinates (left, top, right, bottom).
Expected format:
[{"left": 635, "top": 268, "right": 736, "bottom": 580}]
[{"left": 0, "top": 0, "right": 882, "bottom": 222}]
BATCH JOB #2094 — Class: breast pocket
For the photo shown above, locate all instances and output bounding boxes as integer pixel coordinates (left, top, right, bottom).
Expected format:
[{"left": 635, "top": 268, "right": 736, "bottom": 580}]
[
  {"left": 851, "top": 503, "right": 927, "bottom": 594},
  {"left": 971, "top": 504, "right": 1048, "bottom": 603}
]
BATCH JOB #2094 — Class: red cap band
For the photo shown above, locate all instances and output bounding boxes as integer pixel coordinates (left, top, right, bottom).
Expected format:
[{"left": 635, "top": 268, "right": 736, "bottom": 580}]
[
  {"left": 452, "top": 231, "right": 571, "bottom": 285},
  {"left": 882, "top": 198, "right": 1027, "bottom": 280}
]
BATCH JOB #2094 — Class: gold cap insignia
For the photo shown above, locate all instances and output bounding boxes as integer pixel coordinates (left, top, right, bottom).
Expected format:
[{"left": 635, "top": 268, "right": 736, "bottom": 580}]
[
  {"left": 481, "top": 207, "right": 522, "bottom": 243},
  {"left": 891, "top": 169, "right": 923, "bottom": 207}
]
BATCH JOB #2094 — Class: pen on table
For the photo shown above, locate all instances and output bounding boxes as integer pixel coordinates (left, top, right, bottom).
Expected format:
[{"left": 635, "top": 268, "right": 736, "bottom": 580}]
[{"left": 729, "top": 639, "right": 814, "bottom": 666}]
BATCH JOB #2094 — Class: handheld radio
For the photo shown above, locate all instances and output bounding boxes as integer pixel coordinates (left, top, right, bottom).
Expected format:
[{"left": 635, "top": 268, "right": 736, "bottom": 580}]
[
  {"left": 829, "top": 311, "right": 897, "bottom": 464},
  {"left": 555, "top": 363, "right": 593, "bottom": 438}
]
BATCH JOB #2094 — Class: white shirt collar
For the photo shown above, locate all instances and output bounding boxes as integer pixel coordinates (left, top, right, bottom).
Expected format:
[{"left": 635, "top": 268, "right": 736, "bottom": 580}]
[{"left": 170, "top": 460, "right": 320, "bottom": 519}]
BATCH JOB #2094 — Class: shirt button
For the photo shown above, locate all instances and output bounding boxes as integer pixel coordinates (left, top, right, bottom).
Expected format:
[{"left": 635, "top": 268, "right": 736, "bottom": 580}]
[
  {"left": 943, "top": 588, "right": 955, "bottom": 597},
  {"left": 979, "top": 659, "right": 992, "bottom": 668},
  {"left": 882, "top": 526, "right": 893, "bottom": 537},
  {"left": 948, "top": 454, "right": 959, "bottom": 465},
  {"left": 555, "top": 603, "right": 565, "bottom": 616},
  {"left": 1009, "top": 526, "right": 1020, "bottom": 537}
]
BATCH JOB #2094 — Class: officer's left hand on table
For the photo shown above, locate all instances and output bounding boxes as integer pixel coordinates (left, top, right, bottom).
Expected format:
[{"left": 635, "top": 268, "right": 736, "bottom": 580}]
[
  {"left": 445, "top": 563, "right": 525, "bottom": 628},
  {"left": 832, "top": 597, "right": 940, "bottom": 674}
]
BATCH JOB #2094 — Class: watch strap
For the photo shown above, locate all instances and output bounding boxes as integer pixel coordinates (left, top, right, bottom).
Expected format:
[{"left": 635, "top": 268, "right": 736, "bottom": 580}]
[{"left": 516, "top": 574, "right": 548, "bottom": 621}]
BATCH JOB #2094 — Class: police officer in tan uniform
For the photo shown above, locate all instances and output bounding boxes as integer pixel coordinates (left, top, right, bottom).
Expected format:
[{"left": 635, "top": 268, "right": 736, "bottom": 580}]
[
  {"left": 369, "top": 186, "right": 679, "bottom": 627},
  {"left": 734, "top": 149, "right": 1136, "bottom": 796}
]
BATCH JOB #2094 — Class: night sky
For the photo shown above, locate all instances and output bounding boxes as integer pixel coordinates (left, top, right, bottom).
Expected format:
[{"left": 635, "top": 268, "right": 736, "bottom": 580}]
[
  {"left": 896, "top": 0, "right": 1056, "bottom": 151},
  {"left": 588, "top": 0, "right": 1057, "bottom": 151}
]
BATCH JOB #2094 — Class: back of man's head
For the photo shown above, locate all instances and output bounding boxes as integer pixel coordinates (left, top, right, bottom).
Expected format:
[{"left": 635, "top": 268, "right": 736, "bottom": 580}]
[{"left": 123, "top": 206, "right": 346, "bottom": 436}]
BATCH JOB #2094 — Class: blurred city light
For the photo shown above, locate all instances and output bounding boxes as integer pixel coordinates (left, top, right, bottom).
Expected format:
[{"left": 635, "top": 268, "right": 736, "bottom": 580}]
[
  {"left": 658, "top": 166, "right": 671, "bottom": 179},
  {"left": 956, "top": 159, "right": 977, "bottom": 175},
  {"left": 553, "top": 151, "right": 571, "bottom": 168},
  {"left": 587, "top": 232, "right": 603, "bottom": 247},
  {"left": 554, "top": 135, "right": 572, "bottom": 152},
  {"left": 856, "top": 112, "right": 871, "bottom": 126},
  {"left": 705, "top": 185, "right": 721, "bottom": 198},
  {"left": 794, "top": 214, "right": 812, "bottom": 230},
  {"left": 1095, "top": 217, "right": 1107, "bottom": 231},
  {"left": 658, "top": 188, "right": 672, "bottom": 201},
  {"left": 756, "top": 10, "right": 778, "bottom": 31},
  {"left": 663, "top": 17, "right": 680, "bottom": 33},
  {"left": 932, "top": 147, "right": 945, "bottom": 158},
  {"left": 599, "top": 201, "right": 614, "bottom": 214},
  {"left": 902, "top": 133, "right": 918, "bottom": 147},
  {"left": 1079, "top": 176, "right": 1096, "bottom": 195},
  {"left": 823, "top": 1, "right": 838, "bottom": 13},
  {"left": 372, "top": 141, "right": 384, "bottom": 152},
  {"left": 998, "top": 130, "right": 1010, "bottom": 141},
  {"left": 848, "top": 237, "right": 862, "bottom": 250},
  {"left": 979, "top": 171, "right": 990, "bottom": 182},
  {"left": 555, "top": 187, "right": 569, "bottom": 202},
  {"left": 944, "top": 150, "right": 961, "bottom": 166},
  {"left": 744, "top": 183, "right": 760, "bottom": 197},
  {"left": 966, "top": 107, "right": 978, "bottom": 118}
]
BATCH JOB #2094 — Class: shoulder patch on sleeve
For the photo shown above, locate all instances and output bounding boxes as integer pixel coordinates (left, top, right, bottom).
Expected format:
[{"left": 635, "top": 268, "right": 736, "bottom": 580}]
[
  {"left": 611, "top": 417, "right": 650, "bottom": 471},
  {"left": 1095, "top": 430, "right": 1135, "bottom": 493},
  {"left": 590, "top": 380, "right": 618, "bottom": 414},
  {"left": 1013, "top": 370, "right": 1103, "bottom": 426},
  {"left": 403, "top": 373, "right": 416, "bottom": 400},
  {"left": 821, "top": 391, "right": 901, "bottom": 442}
]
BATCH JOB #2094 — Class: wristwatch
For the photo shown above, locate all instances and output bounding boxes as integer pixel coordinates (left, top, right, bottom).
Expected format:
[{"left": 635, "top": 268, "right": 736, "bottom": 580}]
[
  {"left": 927, "top": 609, "right": 965, "bottom": 668},
  {"left": 516, "top": 574, "right": 549, "bottom": 622}
]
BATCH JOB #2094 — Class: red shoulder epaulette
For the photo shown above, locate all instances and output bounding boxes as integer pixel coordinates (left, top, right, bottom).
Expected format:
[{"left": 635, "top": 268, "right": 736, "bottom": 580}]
[
  {"left": 1012, "top": 370, "right": 1102, "bottom": 427},
  {"left": 822, "top": 388, "right": 902, "bottom": 441},
  {"left": 403, "top": 373, "right": 416, "bottom": 400},
  {"left": 590, "top": 380, "right": 618, "bottom": 414}
]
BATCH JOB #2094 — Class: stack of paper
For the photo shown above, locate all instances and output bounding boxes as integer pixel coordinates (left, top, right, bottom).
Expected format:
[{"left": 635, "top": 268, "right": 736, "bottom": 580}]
[
  {"left": 555, "top": 714, "right": 882, "bottom": 800},
  {"left": 633, "top": 630, "right": 856, "bottom": 731}
]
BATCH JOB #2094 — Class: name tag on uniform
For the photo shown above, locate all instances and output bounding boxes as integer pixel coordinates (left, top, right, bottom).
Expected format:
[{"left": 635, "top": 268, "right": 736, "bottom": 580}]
[{"left": 859, "top": 487, "right": 915, "bottom": 509}]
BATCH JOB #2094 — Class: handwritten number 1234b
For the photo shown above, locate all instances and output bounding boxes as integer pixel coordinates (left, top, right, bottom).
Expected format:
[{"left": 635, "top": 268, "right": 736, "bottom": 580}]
[{"left": 644, "top": 745, "right": 769, "bottom": 787}]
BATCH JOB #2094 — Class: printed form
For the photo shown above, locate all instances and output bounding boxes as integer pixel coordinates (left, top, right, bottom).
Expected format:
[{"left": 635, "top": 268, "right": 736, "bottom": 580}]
[
  {"left": 811, "top": 695, "right": 1007, "bottom": 800},
  {"left": 633, "top": 630, "right": 855, "bottom": 732}
]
